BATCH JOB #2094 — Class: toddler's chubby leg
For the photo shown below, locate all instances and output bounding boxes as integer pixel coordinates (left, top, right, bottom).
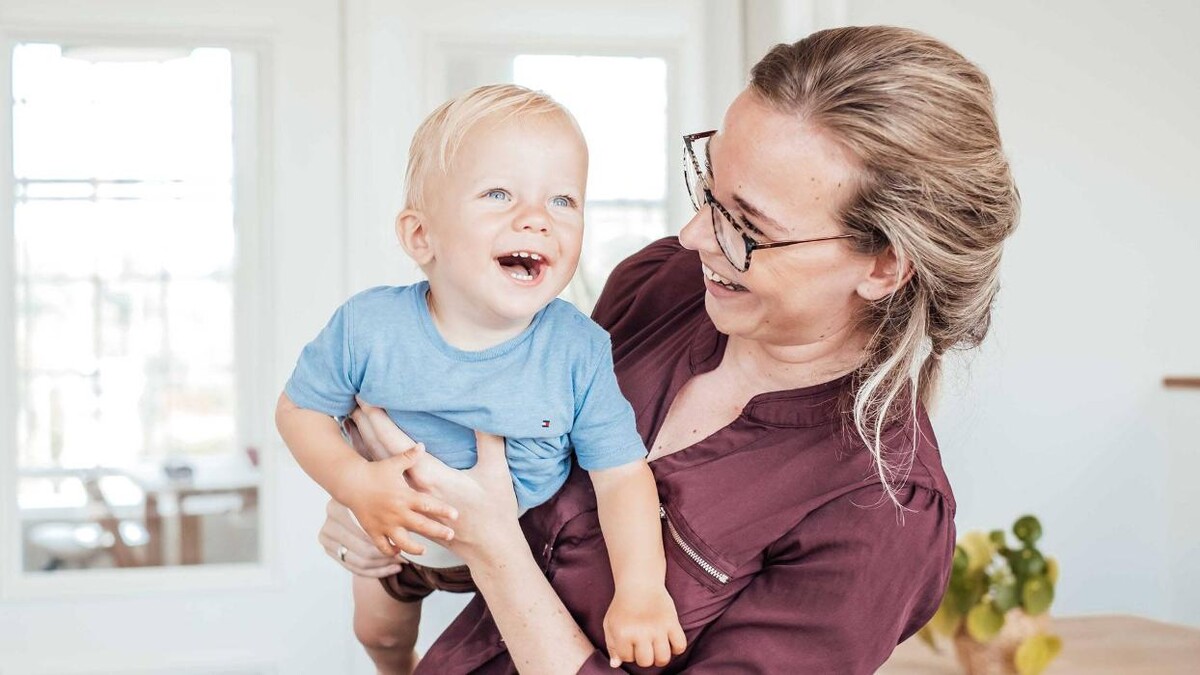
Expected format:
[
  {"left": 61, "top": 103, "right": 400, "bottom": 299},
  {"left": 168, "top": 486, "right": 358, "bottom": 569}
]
[{"left": 352, "top": 574, "right": 422, "bottom": 675}]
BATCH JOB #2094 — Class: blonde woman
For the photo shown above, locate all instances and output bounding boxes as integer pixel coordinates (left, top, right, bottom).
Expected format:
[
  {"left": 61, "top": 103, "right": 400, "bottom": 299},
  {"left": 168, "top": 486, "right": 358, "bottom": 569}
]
[{"left": 322, "top": 25, "right": 1019, "bottom": 674}]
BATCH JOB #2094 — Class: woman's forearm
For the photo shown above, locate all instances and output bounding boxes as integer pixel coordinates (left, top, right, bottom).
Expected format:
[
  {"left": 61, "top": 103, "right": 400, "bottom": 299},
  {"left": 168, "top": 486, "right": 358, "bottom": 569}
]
[{"left": 466, "top": 533, "right": 599, "bottom": 675}]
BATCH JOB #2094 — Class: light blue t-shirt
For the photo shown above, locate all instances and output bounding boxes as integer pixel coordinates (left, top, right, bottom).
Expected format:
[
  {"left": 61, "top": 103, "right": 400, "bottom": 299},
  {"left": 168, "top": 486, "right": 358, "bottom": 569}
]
[{"left": 284, "top": 282, "right": 646, "bottom": 512}]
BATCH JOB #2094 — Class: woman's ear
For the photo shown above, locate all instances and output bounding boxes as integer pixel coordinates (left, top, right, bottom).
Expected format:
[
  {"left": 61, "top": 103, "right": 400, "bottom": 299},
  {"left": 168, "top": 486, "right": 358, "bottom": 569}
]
[
  {"left": 395, "top": 209, "right": 434, "bottom": 266},
  {"left": 856, "top": 246, "right": 914, "bottom": 301}
]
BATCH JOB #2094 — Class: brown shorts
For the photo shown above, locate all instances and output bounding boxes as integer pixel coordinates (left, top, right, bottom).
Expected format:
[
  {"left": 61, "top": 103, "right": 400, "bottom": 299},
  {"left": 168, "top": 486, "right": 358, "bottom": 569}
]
[{"left": 379, "top": 562, "right": 476, "bottom": 603}]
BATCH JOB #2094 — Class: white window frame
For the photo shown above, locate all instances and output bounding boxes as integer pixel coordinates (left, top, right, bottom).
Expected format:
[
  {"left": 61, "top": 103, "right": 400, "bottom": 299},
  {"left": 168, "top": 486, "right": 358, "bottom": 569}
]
[{"left": 0, "top": 24, "right": 279, "bottom": 599}]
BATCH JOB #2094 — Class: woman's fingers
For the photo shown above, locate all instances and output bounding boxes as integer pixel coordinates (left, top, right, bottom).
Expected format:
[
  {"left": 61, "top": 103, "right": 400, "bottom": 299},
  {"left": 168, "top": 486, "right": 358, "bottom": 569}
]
[
  {"left": 387, "top": 528, "right": 425, "bottom": 557},
  {"left": 323, "top": 500, "right": 386, "bottom": 556},
  {"left": 317, "top": 524, "right": 402, "bottom": 577},
  {"left": 355, "top": 396, "right": 418, "bottom": 456},
  {"left": 382, "top": 442, "right": 425, "bottom": 472},
  {"left": 371, "top": 534, "right": 399, "bottom": 558},
  {"left": 349, "top": 407, "right": 385, "bottom": 458},
  {"left": 325, "top": 499, "right": 369, "bottom": 538},
  {"left": 330, "top": 543, "right": 403, "bottom": 577}
]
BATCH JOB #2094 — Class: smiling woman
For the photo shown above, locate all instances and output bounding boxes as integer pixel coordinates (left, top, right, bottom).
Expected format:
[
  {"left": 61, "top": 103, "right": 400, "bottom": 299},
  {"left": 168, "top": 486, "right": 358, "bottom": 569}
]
[{"left": 317, "top": 25, "right": 1019, "bottom": 675}]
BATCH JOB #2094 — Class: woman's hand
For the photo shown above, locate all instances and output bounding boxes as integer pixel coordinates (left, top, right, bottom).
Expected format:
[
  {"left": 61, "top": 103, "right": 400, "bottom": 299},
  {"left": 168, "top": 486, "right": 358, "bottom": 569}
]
[
  {"left": 317, "top": 498, "right": 405, "bottom": 578},
  {"left": 350, "top": 401, "right": 523, "bottom": 566}
]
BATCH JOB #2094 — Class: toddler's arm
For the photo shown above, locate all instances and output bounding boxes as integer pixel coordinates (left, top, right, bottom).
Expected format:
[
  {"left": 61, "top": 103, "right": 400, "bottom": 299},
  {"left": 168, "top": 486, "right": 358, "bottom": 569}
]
[
  {"left": 590, "top": 460, "right": 687, "bottom": 668},
  {"left": 275, "top": 392, "right": 455, "bottom": 557}
]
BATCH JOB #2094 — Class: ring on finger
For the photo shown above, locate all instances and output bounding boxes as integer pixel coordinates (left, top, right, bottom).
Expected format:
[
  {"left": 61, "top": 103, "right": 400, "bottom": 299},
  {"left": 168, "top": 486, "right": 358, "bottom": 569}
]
[{"left": 337, "top": 545, "right": 348, "bottom": 562}]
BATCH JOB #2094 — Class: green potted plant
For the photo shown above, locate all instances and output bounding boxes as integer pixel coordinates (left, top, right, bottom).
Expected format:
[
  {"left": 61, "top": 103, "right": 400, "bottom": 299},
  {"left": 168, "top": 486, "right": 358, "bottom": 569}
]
[{"left": 919, "top": 515, "right": 1063, "bottom": 675}]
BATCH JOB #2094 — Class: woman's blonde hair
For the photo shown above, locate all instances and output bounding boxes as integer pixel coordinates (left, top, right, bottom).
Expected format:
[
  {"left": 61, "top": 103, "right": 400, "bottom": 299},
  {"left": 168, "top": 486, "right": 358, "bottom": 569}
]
[
  {"left": 404, "top": 84, "right": 580, "bottom": 210},
  {"left": 749, "top": 26, "right": 1020, "bottom": 510}
]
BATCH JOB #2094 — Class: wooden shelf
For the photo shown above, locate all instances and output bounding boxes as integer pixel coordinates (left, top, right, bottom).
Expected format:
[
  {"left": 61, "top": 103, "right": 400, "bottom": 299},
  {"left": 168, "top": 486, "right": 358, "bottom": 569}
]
[{"left": 1163, "top": 376, "right": 1200, "bottom": 389}]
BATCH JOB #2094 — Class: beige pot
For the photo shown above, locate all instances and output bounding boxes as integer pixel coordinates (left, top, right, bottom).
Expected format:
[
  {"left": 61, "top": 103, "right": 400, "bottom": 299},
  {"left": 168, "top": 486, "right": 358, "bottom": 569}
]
[{"left": 952, "top": 609, "right": 1050, "bottom": 675}]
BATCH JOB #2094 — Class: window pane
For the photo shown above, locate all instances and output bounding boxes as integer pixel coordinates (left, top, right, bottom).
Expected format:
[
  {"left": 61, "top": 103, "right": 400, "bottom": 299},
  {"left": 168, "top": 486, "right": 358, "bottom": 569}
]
[
  {"left": 11, "top": 43, "right": 258, "bottom": 572},
  {"left": 13, "top": 44, "right": 232, "bottom": 181},
  {"left": 513, "top": 55, "right": 667, "bottom": 201}
]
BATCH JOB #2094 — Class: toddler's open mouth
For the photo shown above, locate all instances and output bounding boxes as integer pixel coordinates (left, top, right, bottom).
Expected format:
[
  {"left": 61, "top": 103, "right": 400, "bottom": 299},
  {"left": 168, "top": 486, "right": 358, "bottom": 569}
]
[{"left": 496, "top": 251, "right": 548, "bottom": 284}]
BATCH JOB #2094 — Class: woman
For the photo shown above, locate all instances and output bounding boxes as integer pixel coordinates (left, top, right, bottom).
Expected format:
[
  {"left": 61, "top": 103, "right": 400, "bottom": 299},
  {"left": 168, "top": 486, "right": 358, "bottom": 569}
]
[{"left": 321, "top": 26, "right": 1018, "bottom": 674}]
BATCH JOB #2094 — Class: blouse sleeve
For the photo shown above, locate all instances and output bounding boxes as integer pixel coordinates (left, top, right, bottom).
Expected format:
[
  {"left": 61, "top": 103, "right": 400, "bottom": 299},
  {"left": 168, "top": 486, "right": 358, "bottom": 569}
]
[{"left": 576, "top": 484, "right": 955, "bottom": 675}]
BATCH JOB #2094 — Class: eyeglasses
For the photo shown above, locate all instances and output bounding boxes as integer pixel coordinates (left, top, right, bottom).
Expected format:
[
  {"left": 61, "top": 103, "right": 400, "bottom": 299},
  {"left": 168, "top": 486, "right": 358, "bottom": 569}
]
[{"left": 683, "top": 130, "right": 854, "bottom": 272}]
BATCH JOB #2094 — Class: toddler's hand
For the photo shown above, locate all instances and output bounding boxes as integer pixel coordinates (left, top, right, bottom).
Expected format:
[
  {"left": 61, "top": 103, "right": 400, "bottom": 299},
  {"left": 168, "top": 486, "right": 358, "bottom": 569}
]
[
  {"left": 341, "top": 444, "right": 458, "bottom": 558},
  {"left": 603, "top": 585, "right": 687, "bottom": 668}
]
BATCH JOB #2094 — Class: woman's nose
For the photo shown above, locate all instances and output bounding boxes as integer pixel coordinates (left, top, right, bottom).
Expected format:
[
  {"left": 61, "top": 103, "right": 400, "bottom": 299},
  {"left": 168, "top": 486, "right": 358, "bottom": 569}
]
[{"left": 677, "top": 206, "right": 713, "bottom": 252}]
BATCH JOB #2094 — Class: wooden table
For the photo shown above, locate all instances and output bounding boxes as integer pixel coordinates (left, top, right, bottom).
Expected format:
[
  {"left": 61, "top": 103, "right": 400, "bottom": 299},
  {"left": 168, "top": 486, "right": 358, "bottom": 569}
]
[
  {"left": 126, "top": 459, "right": 260, "bottom": 566},
  {"left": 879, "top": 615, "right": 1200, "bottom": 674}
]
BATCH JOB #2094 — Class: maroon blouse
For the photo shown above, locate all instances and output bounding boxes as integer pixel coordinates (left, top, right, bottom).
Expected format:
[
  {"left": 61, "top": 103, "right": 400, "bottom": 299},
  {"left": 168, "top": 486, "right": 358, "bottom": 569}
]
[{"left": 415, "top": 238, "right": 956, "bottom": 674}]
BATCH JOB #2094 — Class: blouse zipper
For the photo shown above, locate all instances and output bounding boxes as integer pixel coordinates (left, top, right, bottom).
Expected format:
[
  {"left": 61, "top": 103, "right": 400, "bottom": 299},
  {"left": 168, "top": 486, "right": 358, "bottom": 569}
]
[{"left": 660, "top": 505, "right": 730, "bottom": 584}]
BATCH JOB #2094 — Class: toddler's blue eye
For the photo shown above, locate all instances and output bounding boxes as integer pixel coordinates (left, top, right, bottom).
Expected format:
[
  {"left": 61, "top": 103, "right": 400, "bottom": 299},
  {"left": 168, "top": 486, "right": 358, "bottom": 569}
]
[
  {"left": 485, "top": 189, "right": 510, "bottom": 201},
  {"left": 551, "top": 196, "right": 575, "bottom": 208}
]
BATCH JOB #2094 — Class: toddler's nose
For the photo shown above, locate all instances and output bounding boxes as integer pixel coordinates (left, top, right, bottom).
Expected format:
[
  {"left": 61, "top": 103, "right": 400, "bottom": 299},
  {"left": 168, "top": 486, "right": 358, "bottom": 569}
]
[{"left": 514, "top": 206, "right": 551, "bottom": 234}]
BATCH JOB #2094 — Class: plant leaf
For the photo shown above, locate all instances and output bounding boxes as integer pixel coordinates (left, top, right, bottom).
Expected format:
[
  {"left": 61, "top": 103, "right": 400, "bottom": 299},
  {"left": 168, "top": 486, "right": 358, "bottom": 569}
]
[
  {"left": 960, "top": 531, "right": 996, "bottom": 573},
  {"left": 917, "top": 625, "right": 939, "bottom": 651},
  {"left": 965, "top": 603, "right": 1005, "bottom": 643},
  {"left": 927, "top": 593, "right": 963, "bottom": 637},
  {"left": 989, "top": 529, "right": 1008, "bottom": 551},
  {"left": 1013, "top": 515, "right": 1043, "bottom": 546},
  {"left": 1014, "top": 633, "right": 1063, "bottom": 675},
  {"left": 1021, "top": 576, "right": 1055, "bottom": 615},
  {"left": 991, "top": 573, "right": 1020, "bottom": 613}
]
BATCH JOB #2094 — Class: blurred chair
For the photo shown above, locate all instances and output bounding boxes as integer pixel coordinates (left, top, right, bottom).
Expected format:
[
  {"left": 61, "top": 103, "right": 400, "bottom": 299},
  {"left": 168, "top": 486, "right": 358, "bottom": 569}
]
[{"left": 25, "top": 469, "right": 151, "bottom": 570}]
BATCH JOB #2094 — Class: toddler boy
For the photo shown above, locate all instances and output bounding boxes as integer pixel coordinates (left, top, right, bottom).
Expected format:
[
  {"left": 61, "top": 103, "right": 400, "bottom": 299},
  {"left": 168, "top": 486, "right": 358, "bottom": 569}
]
[{"left": 276, "top": 85, "right": 684, "bottom": 673}]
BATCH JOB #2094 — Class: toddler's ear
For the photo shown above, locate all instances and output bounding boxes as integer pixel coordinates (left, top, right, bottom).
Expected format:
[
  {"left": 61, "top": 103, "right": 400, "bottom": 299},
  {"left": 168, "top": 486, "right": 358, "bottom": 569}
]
[{"left": 396, "top": 209, "right": 434, "bottom": 265}]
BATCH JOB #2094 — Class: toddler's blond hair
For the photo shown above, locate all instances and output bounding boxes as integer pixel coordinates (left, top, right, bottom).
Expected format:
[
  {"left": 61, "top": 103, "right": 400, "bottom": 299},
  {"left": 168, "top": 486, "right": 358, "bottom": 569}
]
[{"left": 404, "top": 84, "right": 580, "bottom": 210}]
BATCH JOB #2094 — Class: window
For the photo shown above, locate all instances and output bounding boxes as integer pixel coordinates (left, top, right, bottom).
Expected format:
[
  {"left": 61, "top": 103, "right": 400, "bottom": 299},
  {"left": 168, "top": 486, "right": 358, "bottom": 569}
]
[{"left": 11, "top": 43, "right": 260, "bottom": 571}]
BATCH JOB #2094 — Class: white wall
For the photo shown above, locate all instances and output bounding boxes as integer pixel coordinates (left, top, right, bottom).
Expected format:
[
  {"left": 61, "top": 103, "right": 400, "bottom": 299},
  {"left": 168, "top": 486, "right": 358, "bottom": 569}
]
[
  {"left": 841, "top": 0, "right": 1200, "bottom": 624},
  {"left": 0, "top": 0, "right": 366, "bottom": 672}
]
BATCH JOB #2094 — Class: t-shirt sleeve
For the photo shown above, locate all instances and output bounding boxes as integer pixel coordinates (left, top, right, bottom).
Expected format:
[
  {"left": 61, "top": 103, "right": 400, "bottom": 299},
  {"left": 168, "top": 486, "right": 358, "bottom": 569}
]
[
  {"left": 569, "top": 337, "right": 647, "bottom": 471},
  {"left": 283, "top": 300, "right": 361, "bottom": 417}
]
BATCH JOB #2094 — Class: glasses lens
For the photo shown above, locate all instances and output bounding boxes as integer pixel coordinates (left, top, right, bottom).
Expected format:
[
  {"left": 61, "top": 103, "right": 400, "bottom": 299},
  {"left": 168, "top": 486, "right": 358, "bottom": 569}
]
[
  {"left": 683, "top": 135, "right": 709, "bottom": 211},
  {"left": 710, "top": 202, "right": 749, "bottom": 271}
]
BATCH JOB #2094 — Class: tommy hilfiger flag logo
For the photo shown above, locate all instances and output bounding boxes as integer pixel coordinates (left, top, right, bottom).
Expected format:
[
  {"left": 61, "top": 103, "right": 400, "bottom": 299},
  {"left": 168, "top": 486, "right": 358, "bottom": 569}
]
[{"left": 541, "top": 420, "right": 551, "bottom": 428}]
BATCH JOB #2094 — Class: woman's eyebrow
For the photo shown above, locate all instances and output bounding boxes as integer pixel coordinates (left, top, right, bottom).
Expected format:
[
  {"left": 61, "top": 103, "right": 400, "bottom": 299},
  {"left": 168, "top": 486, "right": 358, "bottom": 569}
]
[{"left": 732, "top": 193, "right": 786, "bottom": 238}]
